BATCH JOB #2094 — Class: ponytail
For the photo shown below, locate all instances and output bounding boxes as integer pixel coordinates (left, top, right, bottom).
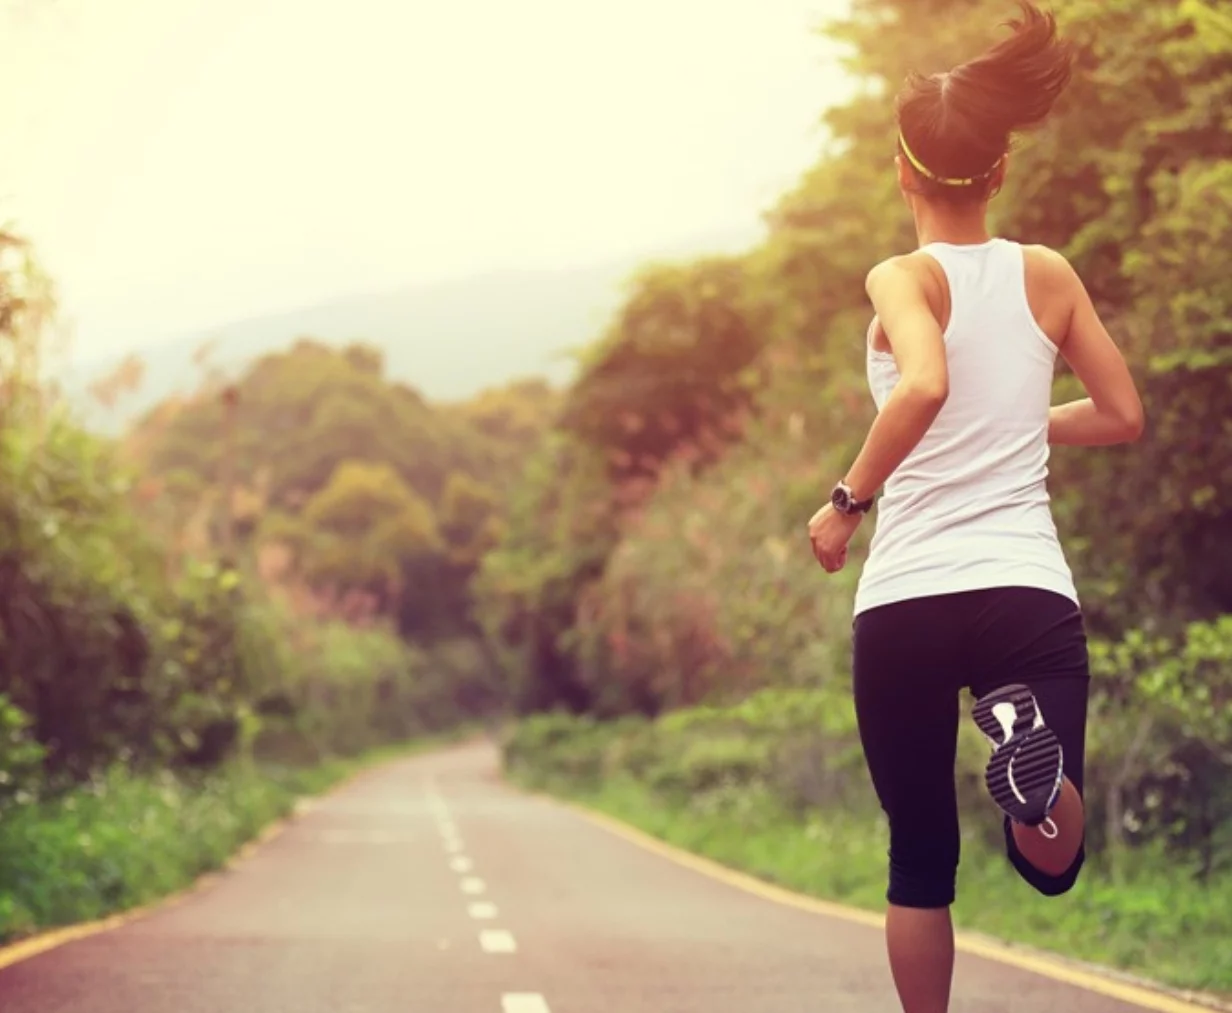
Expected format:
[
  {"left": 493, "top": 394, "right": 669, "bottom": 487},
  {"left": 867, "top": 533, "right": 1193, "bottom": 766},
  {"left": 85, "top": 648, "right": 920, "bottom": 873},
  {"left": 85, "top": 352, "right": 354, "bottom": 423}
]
[{"left": 896, "top": 1, "right": 1073, "bottom": 201}]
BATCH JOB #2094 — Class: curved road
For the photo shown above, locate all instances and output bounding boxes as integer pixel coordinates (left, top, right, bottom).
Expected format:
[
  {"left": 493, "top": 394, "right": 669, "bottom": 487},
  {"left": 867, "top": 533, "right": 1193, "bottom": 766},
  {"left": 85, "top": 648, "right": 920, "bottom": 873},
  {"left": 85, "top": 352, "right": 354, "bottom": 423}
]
[{"left": 0, "top": 741, "right": 1193, "bottom": 1012}]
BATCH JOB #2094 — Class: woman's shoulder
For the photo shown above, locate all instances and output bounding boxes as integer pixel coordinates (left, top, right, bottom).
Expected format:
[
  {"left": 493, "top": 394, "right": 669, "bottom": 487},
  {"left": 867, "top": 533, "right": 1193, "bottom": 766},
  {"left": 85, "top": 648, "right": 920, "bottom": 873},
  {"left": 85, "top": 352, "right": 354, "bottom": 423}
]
[
  {"left": 1019, "top": 242, "right": 1084, "bottom": 297},
  {"left": 1019, "top": 241, "right": 1073, "bottom": 271},
  {"left": 1019, "top": 243, "right": 1084, "bottom": 343},
  {"left": 865, "top": 249, "right": 949, "bottom": 300},
  {"left": 863, "top": 251, "right": 952, "bottom": 349},
  {"left": 866, "top": 248, "right": 945, "bottom": 277}
]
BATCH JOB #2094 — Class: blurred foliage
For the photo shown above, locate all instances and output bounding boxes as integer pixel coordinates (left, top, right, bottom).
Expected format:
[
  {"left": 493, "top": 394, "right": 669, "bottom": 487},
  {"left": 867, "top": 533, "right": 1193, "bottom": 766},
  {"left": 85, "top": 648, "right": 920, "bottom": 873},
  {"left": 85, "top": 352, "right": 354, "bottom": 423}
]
[
  {"left": 0, "top": 232, "right": 503, "bottom": 803},
  {"left": 559, "top": 257, "right": 770, "bottom": 485},
  {"left": 0, "top": 221, "right": 507, "bottom": 938},
  {"left": 122, "top": 337, "right": 555, "bottom": 642}
]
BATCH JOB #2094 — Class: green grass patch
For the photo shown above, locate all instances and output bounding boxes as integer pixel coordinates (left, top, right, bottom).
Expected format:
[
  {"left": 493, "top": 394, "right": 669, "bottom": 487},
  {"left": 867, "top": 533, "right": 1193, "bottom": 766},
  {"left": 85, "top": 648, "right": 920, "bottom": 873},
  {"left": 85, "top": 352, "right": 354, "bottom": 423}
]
[
  {"left": 0, "top": 729, "right": 474, "bottom": 945},
  {"left": 521, "top": 772, "right": 1232, "bottom": 998}
]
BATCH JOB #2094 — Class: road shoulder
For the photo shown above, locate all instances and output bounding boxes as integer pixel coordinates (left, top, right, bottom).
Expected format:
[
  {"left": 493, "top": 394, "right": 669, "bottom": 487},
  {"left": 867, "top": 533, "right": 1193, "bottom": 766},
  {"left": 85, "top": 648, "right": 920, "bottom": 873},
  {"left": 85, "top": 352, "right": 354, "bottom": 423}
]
[{"left": 534, "top": 790, "right": 1232, "bottom": 1013}]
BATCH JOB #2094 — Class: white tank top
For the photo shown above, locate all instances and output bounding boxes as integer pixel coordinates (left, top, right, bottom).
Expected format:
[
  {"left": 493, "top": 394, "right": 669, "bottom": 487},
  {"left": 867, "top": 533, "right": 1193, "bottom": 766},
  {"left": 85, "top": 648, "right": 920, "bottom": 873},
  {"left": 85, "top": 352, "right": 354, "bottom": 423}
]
[{"left": 853, "top": 237, "right": 1078, "bottom": 617}]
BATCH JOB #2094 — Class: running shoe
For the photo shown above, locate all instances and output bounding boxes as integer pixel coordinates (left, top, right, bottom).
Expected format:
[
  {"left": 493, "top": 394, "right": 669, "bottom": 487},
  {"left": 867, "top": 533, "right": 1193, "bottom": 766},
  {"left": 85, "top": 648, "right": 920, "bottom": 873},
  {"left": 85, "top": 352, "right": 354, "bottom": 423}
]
[{"left": 972, "top": 683, "right": 1064, "bottom": 830}]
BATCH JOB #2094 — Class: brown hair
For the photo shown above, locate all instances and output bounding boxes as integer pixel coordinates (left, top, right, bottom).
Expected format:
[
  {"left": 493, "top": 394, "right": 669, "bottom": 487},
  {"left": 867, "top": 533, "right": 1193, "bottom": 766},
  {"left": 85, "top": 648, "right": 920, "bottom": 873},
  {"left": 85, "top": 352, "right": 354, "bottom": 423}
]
[{"left": 895, "top": 1, "right": 1074, "bottom": 203}]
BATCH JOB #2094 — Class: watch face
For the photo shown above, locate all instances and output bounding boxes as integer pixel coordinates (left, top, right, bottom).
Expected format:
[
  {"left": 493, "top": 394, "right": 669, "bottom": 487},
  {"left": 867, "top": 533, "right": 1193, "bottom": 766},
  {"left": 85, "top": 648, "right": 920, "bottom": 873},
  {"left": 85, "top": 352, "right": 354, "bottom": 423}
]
[{"left": 831, "top": 485, "right": 850, "bottom": 512}]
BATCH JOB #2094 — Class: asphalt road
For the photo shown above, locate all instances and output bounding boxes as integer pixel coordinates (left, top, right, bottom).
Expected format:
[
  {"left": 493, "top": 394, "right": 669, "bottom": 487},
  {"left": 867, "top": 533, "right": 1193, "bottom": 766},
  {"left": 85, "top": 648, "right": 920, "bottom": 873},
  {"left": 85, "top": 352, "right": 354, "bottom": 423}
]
[{"left": 0, "top": 740, "right": 1180, "bottom": 1012}]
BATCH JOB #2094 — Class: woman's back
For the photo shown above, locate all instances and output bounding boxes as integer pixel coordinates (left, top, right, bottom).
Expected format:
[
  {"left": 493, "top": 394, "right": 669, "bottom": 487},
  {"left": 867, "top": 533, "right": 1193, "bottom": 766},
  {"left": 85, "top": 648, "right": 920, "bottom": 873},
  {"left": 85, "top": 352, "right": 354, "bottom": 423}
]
[{"left": 855, "top": 237, "right": 1077, "bottom": 615}]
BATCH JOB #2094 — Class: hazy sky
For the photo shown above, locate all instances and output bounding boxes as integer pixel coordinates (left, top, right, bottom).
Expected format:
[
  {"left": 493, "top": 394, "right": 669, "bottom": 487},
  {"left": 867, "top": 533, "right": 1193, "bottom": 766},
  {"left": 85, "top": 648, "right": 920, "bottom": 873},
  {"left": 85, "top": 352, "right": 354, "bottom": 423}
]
[{"left": 1, "top": 0, "right": 854, "bottom": 359}]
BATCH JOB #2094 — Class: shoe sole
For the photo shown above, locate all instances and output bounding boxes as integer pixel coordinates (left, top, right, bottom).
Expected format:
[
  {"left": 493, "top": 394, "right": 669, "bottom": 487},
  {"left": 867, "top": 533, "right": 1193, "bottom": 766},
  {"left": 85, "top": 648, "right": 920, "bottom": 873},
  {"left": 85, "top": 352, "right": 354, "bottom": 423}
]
[
  {"left": 985, "top": 726, "right": 1063, "bottom": 825},
  {"left": 973, "top": 684, "right": 1063, "bottom": 826},
  {"left": 972, "top": 683, "right": 1039, "bottom": 747}
]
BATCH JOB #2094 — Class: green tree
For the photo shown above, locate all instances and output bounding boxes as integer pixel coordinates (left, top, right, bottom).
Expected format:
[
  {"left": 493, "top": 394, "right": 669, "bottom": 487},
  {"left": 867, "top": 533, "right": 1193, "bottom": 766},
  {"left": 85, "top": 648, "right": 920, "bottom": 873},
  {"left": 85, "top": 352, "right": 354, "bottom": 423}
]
[
  {"left": 299, "top": 460, "right": 442, "bottom": 612},
  {"left": 560, "top": 257, "right": 768, "bottom": 484}
]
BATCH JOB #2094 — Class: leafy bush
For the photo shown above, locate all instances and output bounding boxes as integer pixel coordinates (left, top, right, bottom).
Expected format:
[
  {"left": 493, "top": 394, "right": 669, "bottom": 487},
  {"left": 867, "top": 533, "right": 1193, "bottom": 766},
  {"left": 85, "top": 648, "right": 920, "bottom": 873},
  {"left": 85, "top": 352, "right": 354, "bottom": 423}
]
[
  {"left": 0, "top": 695, "right": 44, "bottom": 803},
  {"left": 0, "top": 406, "right": 453, "bottom": 782}
]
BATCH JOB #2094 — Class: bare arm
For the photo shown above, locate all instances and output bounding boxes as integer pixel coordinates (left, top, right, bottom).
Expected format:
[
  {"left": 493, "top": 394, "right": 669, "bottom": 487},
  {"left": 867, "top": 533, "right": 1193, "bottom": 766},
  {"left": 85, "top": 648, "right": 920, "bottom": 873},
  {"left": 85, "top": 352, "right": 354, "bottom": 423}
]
[
  {"left": 1049, "top": 260, "right": 1144, "bottom": 446},
  {"left": 843, "top": 257, "right": 949, "bottom": 501}
]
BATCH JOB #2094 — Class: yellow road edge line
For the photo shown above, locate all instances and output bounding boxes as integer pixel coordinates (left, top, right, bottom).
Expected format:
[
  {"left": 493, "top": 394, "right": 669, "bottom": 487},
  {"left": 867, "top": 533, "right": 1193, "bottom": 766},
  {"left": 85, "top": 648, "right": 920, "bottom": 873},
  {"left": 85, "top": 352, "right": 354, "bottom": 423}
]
[
  {"left": 0, "top": 736, "right": 484, "bottom": 975},
  {"left": 0, "top": 755, "right": 396, "bottom": 975},
  {"left": 0, "top": 816, "right": 290, "bottom": 974},
  {"left": 0, "top": 735, "right": 488, "bottom": 976},
  {"left": 561, "top": 798, "right": 1229, "bottom": 1013}
]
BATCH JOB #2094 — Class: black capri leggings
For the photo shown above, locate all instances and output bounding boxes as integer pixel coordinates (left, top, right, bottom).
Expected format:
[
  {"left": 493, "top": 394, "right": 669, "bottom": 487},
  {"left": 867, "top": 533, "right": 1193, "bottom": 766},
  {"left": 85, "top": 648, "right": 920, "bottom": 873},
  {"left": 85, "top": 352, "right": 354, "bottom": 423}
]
[{"left": 852, "top": 585, "right": 1090, "bottom": 909}]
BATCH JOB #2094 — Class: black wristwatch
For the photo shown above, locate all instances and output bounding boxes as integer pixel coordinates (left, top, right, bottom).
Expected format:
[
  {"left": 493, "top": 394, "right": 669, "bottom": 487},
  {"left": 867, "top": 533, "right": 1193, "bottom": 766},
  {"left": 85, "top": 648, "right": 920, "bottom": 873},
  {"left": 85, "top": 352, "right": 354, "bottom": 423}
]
[{"left": 830, "top": 480, "right": 875, "bottom": 516}]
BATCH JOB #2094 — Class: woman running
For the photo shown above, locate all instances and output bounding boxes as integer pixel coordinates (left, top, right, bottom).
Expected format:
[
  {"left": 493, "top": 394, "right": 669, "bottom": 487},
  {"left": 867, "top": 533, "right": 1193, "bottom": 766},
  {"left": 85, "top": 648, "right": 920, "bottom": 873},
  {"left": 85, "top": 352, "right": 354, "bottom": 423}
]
[{"left": 806, "top": 3, "right": 1144, "bottom": 1011}]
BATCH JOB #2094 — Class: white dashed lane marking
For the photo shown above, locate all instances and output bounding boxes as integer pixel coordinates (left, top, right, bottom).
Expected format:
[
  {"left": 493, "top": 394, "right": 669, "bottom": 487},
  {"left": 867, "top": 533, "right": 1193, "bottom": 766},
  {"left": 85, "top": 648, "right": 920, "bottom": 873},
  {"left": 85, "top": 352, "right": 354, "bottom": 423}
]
[
  {"left": 427, "top": 785, "right": 540, "bottom": 1007},
  {"left": 501, "top": 995, "right": 550, "bottom": 1013},
  {"left": 480, "top": 929, "right": 517, "bottom": 954}
]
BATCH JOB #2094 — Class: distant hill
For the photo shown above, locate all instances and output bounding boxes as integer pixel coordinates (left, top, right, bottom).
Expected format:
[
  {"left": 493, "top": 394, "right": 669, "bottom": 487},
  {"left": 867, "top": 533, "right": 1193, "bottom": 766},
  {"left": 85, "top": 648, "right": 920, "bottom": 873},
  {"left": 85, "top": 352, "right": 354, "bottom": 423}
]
[{"left": 58, "top": 228, "right": 759, "bottom": 433}]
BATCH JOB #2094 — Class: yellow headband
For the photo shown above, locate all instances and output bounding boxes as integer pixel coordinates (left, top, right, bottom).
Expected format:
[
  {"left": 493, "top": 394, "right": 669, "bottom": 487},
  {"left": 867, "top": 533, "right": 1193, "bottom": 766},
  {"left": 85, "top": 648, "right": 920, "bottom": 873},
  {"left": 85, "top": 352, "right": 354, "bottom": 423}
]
[{"left": 898, "top": 132, "right": 1004, "bottom": 188}]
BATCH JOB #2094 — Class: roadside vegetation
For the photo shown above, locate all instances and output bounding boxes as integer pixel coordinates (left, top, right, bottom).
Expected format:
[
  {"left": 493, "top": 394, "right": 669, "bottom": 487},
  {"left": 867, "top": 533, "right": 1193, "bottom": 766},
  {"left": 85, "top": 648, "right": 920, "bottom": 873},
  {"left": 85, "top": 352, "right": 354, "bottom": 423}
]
[{"left": 0, "top": 231, "right": 503, "bottom": 943}]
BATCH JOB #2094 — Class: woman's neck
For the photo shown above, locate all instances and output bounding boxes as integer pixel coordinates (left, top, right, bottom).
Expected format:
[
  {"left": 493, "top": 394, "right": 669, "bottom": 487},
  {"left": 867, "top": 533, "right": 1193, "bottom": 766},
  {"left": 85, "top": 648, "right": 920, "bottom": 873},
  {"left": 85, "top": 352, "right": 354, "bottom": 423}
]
[{"left": 912, "top": 198, "right": 993, "bottom": 247}]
